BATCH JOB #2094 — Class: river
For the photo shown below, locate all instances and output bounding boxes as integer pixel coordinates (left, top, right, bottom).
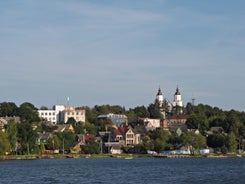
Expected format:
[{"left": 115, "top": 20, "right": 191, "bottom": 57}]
[{"left": 0, "top": 157, "right": 244, "bottom": 184}]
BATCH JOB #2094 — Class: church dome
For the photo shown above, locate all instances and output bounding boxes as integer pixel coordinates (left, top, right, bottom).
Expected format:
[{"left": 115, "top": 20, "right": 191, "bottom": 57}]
[
  {"left": 175, "top": 87, "right": 181, "bottom": 95},
  {"left": 157, "top": 88, "right": 163, "bottom": 96}
]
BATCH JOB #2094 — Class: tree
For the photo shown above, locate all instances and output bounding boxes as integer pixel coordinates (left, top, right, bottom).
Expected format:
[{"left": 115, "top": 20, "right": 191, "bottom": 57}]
[
  {"left": 182, "top": 131, "right": 207, "bottom": 151},
  {"left": 226, "top": 131, "right": 237, "bottom": 153},
  {"left": 6, "top": 119, "right": 17, "bottom": 153},
  {"left": 148, "top": 100, "right": 163, "bottom": 119},
  {"left": 46, "top": 136, "right": 60, "bottom": 150},
  {"left": 186, "top": 114, "right": 208, "bottom": 133},
  {"left": 0, "top": 102, "right": 18, "bottom": 117},
  {"left": 56, "top": 131, "right": 76, "bottom": 152},
  {"left": 82, "top": 139, "right": 100, "bottom": 154},
  {"left": 18, "top": 102, "right": 40, "bottom": 122},
  {"left": 17, "top": 122, "right": 38, "bottom": 154},
  {"left": 0, "top": 131, "right": 10, "bottom": 155},
  {"left": 133, "top": 106, "right": 150, "bottom": 118},
  {"left": 207, "top": 133, "right": 226, "bottom": 149},
  {"left": 149, "top": 128, "right": 170, "bottom": 152}
]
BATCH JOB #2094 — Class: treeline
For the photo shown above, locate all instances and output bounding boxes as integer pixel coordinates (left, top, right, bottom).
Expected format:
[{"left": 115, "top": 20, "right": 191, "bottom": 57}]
[{"left": 0, "top": 101, "right": 245, "bottom": 155}]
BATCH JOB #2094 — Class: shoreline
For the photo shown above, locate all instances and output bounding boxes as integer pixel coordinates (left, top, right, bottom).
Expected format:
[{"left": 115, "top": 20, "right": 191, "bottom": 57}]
[{"left": 0, "top": 153, "right": 243, "bottom": 161}]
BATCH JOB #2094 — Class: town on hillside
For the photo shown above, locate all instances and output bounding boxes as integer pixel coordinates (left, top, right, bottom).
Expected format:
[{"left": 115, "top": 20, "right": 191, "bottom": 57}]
[{"left": 0, "top": 87, "right": 244, "bottom": 157}]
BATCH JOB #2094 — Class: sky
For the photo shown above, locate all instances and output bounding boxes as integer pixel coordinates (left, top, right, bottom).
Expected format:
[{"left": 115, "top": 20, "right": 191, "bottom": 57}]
[{"left": 1, "top": 0, "right": 245, "bottom": 111}]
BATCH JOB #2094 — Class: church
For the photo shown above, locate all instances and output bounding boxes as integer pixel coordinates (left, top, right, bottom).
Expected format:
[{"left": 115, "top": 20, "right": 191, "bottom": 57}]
[{"left": 156, "top": 86, "right": 184, "bottom": 115}]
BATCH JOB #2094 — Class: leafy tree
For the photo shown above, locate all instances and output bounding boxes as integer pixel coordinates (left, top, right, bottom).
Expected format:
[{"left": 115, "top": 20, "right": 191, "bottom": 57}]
[
  {"left": 182, "top": 131, "right": 207, "bottom": 151},
  {"left": 56, "top": 131, "right": 76, "bottom": 152},
  {"left": 6, "top": 119, "right": 17, "bottom": 152},
  {"left": 148, "top": 100, "right": 163, "bottom": 119},
  {"left": 207, "top": 133, "right": 226, "bottom": 149},
  {"left": 0, "top": 102, "right": 18, "bottom": 117},
  {"left": 82, "top": 139, "right": 100, "bottom": 154},
  {"left": 133, "top": 106, "right": 150, "bottom": 118},
  {"left": 46, "top": 136, "right": 60, "bottom": 150},
  {"left": 149, "top": 128, "right": 170, "bottom": 152},
  {"left": 18, "top": 102, "right": 40, "bottom": 122},
  {"left": 0, "top": 131, "right": 10, "bottom": 155},
  {"left": 186, "top": 114, "right": 208, "bottom": 133},
  {"left": 142, "top": 135, "right": 154, "bottom": 151},
  {"left": 226, "top": 131, "right": 237, "bottom": 153},
  {"left": 17, "top": 122, "right": 38, "bottom": 154}
]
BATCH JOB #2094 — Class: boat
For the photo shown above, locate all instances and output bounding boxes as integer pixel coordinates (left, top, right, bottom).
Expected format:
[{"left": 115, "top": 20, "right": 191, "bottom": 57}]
[{"left": 124, "top": 157, "right": 133, "bottom": 160}]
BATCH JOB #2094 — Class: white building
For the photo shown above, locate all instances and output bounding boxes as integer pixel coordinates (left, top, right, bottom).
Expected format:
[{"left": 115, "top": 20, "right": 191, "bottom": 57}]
[
  {"left": 38, "top": 105, "right": 85, "bottom": 124},
  {"left": 156, "top": 87, "right": 164, "bottom": 106},
  {"left": 173, "top": 87, "right": 183, "bottom": 108}
]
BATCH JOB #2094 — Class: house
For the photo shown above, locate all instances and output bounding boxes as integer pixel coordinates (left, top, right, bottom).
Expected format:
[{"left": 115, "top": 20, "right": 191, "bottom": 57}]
[
  {"left": 38, "top": 105, "right": 86, "bottom": 124},
  {"left": 163, "top": 114, "right": 189, "bottom": 130},
  {"left": 110, "top": 144, "right": 123, "bottom": 154},
  {"left": 98, "top": 113, "right": 128, "bottom": 127},
  {"left": 36, "top": 132, "right": 53, "bottom": 145},
  {"left": 55, "top": 124, "right": 74, "bottom": 132},
  {"left": 111, "top": 126, "right": 141, "bottom": 146}
]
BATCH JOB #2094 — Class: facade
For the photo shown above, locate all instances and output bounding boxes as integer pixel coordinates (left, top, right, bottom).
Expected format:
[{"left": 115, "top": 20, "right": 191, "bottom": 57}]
[
  {"left": 98, "top": 113, "right": 128, "bottom": 127},
  {"left": 63, "top": 106, "right": 86, "bottom": 123},
  {"left": 156, "top": 87, "right": 164, "bottom": 106},
  {"left": 38, "top": 105, "right": 85, "bottom": 124},
  {"left": 112, "top": 126, "right": 141, "bottom": 146},
  {"left": 173, "top": 87, "right": 184, "bottom": 114}
]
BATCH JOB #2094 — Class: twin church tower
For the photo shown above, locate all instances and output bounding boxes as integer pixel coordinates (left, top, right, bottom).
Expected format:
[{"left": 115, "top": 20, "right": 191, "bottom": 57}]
[{"left": 156, "top": 86, "right": 184, "bottom": 116}]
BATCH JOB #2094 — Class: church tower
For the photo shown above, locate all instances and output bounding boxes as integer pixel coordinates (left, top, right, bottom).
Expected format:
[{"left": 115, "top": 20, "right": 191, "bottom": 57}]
[
  {"left": 156, "top": 87, "right": 164, "bottom": 106},
  {"left": 173, "top": 86, "right": 183, "bottom": 114}
]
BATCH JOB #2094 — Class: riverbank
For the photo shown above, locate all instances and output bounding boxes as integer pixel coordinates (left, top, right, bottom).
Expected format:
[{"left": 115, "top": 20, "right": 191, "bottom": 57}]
[
  {"left": 0, "top": 153, "right": 243, "bottom": 161},
  {"left": 0, "top": 153, "right": 152, "bottom": 160}
]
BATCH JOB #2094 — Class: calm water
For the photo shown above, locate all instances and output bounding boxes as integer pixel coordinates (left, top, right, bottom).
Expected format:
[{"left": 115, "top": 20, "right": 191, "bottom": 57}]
[{"left": 0, "top": 157, "right": 244, "bottom": 184}]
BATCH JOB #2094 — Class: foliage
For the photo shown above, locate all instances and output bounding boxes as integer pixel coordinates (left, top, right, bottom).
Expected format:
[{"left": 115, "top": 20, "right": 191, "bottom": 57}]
[
  {"left": 18, "top": 102, "right": 40, "bottom": 122},
  {"left": 0, "top": 102, "right": 18, "bottom": 117},
  {"left": 17, "top": 122, "right": 38, "bottom": 154},
  {"left": 182, "top": 131, "right": 207, "bottom": 150},
  {"left": 149, "top": 128, "right": 170, "bottom": 152},
  {"left": 6, "top": 119, "right": 17, "bottom": 152},
  {"left": 148, "top": 100, "right": 163, "bottom": 119},
  {"left": 82, "top": 139, "right": 100, "bottom": 154},
  {"left": 0, "top": 131, "right": 10, "bottom": 155}
]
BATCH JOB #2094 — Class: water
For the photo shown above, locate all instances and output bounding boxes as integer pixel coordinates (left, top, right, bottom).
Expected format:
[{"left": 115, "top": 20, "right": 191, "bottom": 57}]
[{"left": 0, "top": 157, "right": 245, "bottom": 184}]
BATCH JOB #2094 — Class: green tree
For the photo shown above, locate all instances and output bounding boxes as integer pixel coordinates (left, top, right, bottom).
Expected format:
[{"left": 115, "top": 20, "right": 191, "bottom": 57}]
[
  {"left": 56, "top": 131, "right": 76, "bottom": 152},
  {"left": 133, "top": 106, "right": 150, "bottom": 118},
  {"left": 46, "top": 136, "right": 60, "bottom": 150},
  {"left": 186, "top": 114, "right": 208, "bottom": 133},
  {"left": 148, "top": 100, "right": 163, "bottom": 119},
  {"left": 18, "top": 102, "right": 40, "bottom": 122},
  {"left": 149, "top": 128, "right": 170, "bottom": 152},
  {"left": 207, "top": 133, "right": 226, "bottom": 149},
  {"left": 17, "top": 122, "right": 38, "bottom": 154},
  {"left": 0, "top": 102, "right": 18, "bottom": 117},
  {"left": 6, "top": 119, "right": 17, "bottom": 153},
  {"left": 82, "top": 139, "right": 100, "bottom": 154},
  {"left": 0, "top": 131, "right": 10, "bottom": 155},
  {"left": 226, "top": 131, "right": 237, "bottom": 153},
  {"left": 182, "top": 131, "right": 207, "bottom": 151}
]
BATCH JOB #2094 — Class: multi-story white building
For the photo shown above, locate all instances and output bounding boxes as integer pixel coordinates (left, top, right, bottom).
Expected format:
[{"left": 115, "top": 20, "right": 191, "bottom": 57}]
[{"left": 38, "top": 105, "right": 85, "bottom": 124}]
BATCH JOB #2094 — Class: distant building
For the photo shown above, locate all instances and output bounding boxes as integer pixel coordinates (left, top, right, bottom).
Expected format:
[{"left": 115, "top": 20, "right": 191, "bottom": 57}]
[
  {"left": 38, "top": 105, "right": 85, "bottom": 124},
  {"left": 97, "top": 113, "right": 128, "bottom": 127},
  {"left": 172, "top": 87, "right": 184, "bottom": 114}
]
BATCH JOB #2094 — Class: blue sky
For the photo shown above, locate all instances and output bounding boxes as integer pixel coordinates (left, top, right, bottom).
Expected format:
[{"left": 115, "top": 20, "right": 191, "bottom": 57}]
[{"left": 1, "top": 0, "right": 245, "bottom": 111}]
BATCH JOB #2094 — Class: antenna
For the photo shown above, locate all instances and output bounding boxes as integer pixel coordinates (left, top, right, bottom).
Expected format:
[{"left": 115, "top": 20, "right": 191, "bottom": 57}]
[
  {"left": 191, "top": 96, "right": 195, "bottom": 106},
  {"left": 67, "top": 96, "right": 70, "bottom": 106}
]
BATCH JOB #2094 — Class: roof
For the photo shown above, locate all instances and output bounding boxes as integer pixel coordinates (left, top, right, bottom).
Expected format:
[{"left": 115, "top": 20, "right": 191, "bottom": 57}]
[
  {"left": 157, "top": 87, "right": 163, "bottom": 96},
  {"left": 175, "top": 87, "right": 181, "bottom": 95},
  {"left": 85, "top": 134, "right": 95, "bottom": 140}
]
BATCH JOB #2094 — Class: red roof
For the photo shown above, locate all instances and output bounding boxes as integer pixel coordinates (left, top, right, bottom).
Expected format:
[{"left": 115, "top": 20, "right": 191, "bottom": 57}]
[{"left": 85, "top": 134, "right": 95, "bottom": 140}]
